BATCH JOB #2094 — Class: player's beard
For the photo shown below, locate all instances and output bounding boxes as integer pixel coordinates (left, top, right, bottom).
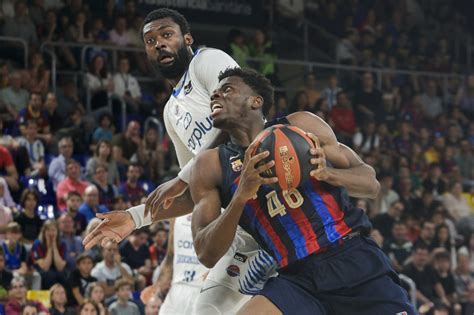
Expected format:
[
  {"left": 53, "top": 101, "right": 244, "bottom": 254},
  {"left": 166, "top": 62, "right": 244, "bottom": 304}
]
[{"left": 150, "top": 44, "right": 192, "bottom": 80}]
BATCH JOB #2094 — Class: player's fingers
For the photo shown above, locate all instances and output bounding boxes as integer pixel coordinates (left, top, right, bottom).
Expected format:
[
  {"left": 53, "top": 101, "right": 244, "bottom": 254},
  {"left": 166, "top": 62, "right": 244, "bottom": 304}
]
[
  {"left": 245, "top": 139, "right": 260, "bottom": 160},
  {"left": 250, "top": 150, "right": 269, "bottom": 166},
  {"left": 310, "top": 157, "right": 325, "bottom": 167},
  {"left": 83, "top": 232, "right": 104, "bottom": 250},
  {"left": 82, "top": 219, "right": 108, "bottom": 245},
  {"left": 100, "top": 235, "right": 115, "bottom": 247},
  {"left": 261, "top": 177, "right": 279, "bottom": 185},
  {"left": 306, "top": 132, "right": 320, "bottom": 148},
  {"left": 256, "top": 160, "right": 274, "bottom": 174}
]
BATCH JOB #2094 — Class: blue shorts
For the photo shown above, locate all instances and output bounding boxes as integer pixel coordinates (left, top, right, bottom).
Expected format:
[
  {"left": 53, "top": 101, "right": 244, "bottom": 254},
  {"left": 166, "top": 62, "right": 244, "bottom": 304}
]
[{"left": 258, "top": 236, "right": 416, "bottom": 315}]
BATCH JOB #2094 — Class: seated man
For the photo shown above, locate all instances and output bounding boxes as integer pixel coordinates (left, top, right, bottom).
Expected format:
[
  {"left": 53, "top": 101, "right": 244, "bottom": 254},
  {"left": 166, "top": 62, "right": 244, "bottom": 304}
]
[
  {"left": 78, "top": 185, "right": 109, "bottom": 223},
  {"left": 56, "top": 159, "right": 89, "bottom": 210},
  {"left": 48, "top": 136, "right": 74, "bottom": 189},
  {"left": 16, "top": 119, "right": 46, "bottom": 177},
  {"left": 0, "top": 144, "right": 19, "bottom": 191},
  {"left": 17, "top": 91, "right": 51, "bottom": 145},
  {"left": 118, "top": 163, "right": 145, "bottom": 207},
  {"left": 119, "top": 228, "right": 152, "bottom": 288}
]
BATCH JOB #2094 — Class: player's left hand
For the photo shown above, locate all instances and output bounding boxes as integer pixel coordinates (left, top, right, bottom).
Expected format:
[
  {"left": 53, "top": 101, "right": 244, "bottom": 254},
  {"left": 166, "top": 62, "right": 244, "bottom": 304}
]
[{"left": 307, "top": 132, "right": 330, "bottom": 181}]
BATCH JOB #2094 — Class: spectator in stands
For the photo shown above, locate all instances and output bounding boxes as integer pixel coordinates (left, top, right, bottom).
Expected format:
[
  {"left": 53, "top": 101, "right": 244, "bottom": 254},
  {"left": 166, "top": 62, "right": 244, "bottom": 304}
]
[
  {"left": 48, "top": 136, "right": 74, "bottom": 189},
  {"left": 149, "top": 225, "right": 167, "bottom": 269},
  {"left": 15, "top": 189, "right": 43, "bottom": 245},
  {"left": 383, "top": 221, "right": 413, "bottom": 273},
  {"left": 322, "top": 74, "right": 342, "bottom": 111},
  {"left": 2, "top": 1, "right": 38, "bottom": 45},
  {"left": 290, "top": 91, "right": 310, "bottom": 113},
  {"left": 85, "top": 282, "right": 107, "bottom": 315},
  {"left": 56, "top": 80, "right": 86, "bottom": 123},
  {"left": 66, "top": 11, "right": 92, "bottom": 43},
  {"left": 109, "top": 15, "right": 133, "bottom": 47},
  {"left": 372, "top": 172, "right": 400, "bottom": 216},
  {"left": 108, "top": 279, "right": 140, "bottom": 315},
  {"left": 455, "top": 74, "right": 474, "bottom": 119},
  {"left": 58, "top": 106, "right": 95, "bottom": 154},
  {"left": 0, "top": 71, "right": 29, "bottom": 117},
  {"left": 5, "top": 276, "right": 48, "bottom": 315},
  {"left": 86, "top": 140, "right": 119, "bottom": 186},
  {"left": 454, "top": 249, "right": 474, "bottom": 304},
  {"left": 119, "top": 228, "right": 152, "bottom": 288},
  {"left": 44, "top": 92, "right": 63, "bottom": 133},
  {"left": 415, "top": 221, "right": 437, "bottom": 251},
  {"left": 85, "top": 53, "right": 113, "bottom": 112},
  {"left": 226, "top": 29, "right": 249, "bottom": 68},
  {"left": 119, "top": 163, "right": 145, "bottom": 207},
  {"left": 423, "top": 163, "right": 447, "bottom": 197},
  {"left": 328, "top": 91, "right": 356, "bottom": 145},
  {"left": 424, "top": 134, "right": 446, "bottom": 165},
  {"left": 62, "top": 191, "right": 86, "bottom": 235},
  {"left": 112, "top": 195, "right": 129, "bottom": 212},
  {"left": 442, "top": 181, "right": 473, "bottom": 222},
  {"left": 30, "top": 219, "right": 66, "bottom": 289},
  {"left": 78, "top": 185, "right": 109, "bottom": 223},
  {"left": 16, "top": 120, "right": 46, "bottom": 177},
  {"left": 432, "top": 223, "right": 453, "bottom": 253},
  {"left": 145, "top": 295, "right": 162, "bottom": 315},
  {"left": 113, "top": 56, "right": 142, "bottom": 113},
  {"left": 463, "top": 283, "right": 474, "bottom": 315},
  {"left": 352, "top": 119, "right": 380, "bottom": 154},
  {"left": 68, "top": 253, "right": 97, "bottom": 307},
  {"left": 353, "top": 71, "right": 382, "bottom": 123},
  {"left": 90, "top": 17, "right": 109, "bottom": 44},
  {"left": 336, "top": 29, "right": 359, "bottom": 65},
  {"left": 78, "top": 299, "right": 101, "bottom": 315},
  {"left": 0, "top": 176, "right": 15, "bottom": 210},
  {"left": 90, "top": 163, "right": 117, "bottom": 210},
  {"left": 0, "top": 144, "right": 19, "bottom": 192},
  {"left": 299, "top": 72, "right": 320, "bottom": 109},
  {"left": 112, "top": 120, "right": 140, "bottom": 171},
  {"left": 420, "top": 80, "right": 443, "bottom": 120},
  {"left": 136, "top": 125, "right": 166, "bottom": 182},
  {"left": 58, "top": 213, "right": 84, "bottom": 271},
  {"left": 372, "top": 200, "right": 404, "bottom": 239},
  {"left": 248, "top": 29, "right": 278, "bottom": 84},
  {"left": 18, "top": 91, "right": 51, "bottom": 145},
  {"left": 2, "top": 222, "right": 41, "bottom": 290},
  {"left": 49, "top": 283, "right": 75, "bottom": 315},
  {"left": 92, "top": 113, "right": 114, "bottom": 143},
  {"left": 56, "top": 159, "right": 88, "bottom": 210},
  {"left": 432, "top": 250, "right": 459, "bottom": 308},
  {"left": 27, "top": 53, "right": 50, "bottom": 97},
  {"left": 91, "top": 240, "right": 133, "bottom": 298},
  {"left": 0, "top": 247, "right": 13, "bottom": 301},
  {"left": 403, "top": 244, "right": 450, "bottom": 308}
]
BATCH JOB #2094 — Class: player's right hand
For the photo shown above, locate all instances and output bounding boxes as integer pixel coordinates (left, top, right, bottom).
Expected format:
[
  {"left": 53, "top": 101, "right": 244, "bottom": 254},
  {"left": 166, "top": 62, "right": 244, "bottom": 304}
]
[
  {"left": 236, "top": 141, "right": 278, "bottom": 201},
  {"left": 82, "top": 211, "right": 136, "bottom": 250},
  {"left": 144, "top": 176, "right": 188, "bottom": 219}
]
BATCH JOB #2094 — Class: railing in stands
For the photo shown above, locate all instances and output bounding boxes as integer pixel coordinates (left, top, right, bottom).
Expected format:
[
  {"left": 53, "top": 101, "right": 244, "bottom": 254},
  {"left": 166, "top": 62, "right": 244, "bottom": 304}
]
[{"left": 0, "top": 36, "right": 29, "bottom": 68}]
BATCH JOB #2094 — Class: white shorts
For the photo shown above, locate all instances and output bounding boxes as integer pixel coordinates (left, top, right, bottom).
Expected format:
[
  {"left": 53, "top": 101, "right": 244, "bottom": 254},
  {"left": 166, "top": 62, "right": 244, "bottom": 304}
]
[
  {"left": 159, "top": 283, "right": 201, "bottom": 315},
  {"left": 205, "top": 227, "right": 278, "bottom": 295}
]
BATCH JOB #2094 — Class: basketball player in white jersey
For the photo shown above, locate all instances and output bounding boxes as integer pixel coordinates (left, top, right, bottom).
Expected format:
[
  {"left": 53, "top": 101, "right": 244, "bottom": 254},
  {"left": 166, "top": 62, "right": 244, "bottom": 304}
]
[{"left": 83, "top": 8, "right": 276, "bottom": 314}]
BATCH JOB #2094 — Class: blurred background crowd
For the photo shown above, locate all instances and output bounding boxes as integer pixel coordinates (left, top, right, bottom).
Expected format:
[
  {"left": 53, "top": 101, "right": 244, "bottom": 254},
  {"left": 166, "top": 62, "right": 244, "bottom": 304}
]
[{"left": 0, "top": 0, "right": 473, "bottom": 315}]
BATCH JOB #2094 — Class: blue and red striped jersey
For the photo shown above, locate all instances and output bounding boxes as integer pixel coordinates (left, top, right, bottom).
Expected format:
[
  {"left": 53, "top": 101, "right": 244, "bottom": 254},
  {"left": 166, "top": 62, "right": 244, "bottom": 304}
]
[{"left": 218, "top": 141, "right": 372, "bottom": 269}]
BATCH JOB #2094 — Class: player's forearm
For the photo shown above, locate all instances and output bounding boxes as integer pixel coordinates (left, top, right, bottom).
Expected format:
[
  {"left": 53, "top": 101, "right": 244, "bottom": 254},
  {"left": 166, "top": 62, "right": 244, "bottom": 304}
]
[
  {"left": 153, "top": 189, "right": 194, "bottom": 222},
  {"left": 325, "top": 164, "right": 380, "bottom": 199},
  {"left": 194, "top": 197, "right": 246, "bottom": 268},
  {"left": 156, "top": 253, "right": 173, "bottom": 285}
]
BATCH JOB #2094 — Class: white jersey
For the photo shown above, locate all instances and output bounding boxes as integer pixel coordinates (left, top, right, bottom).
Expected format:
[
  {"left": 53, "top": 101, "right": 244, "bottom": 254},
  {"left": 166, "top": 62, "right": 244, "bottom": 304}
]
[
  {"left": 172, "top": 214, "right": 208, "bottom": 287},
  {"left": 163, "top": 47, "right": 238, "bottom": 169}
]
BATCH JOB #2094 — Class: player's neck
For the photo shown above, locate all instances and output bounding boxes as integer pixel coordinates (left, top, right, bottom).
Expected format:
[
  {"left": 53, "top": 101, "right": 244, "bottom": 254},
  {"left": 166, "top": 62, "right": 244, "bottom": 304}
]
[{"left": 229, "top": 119, "right": 265, "bottom": 147}]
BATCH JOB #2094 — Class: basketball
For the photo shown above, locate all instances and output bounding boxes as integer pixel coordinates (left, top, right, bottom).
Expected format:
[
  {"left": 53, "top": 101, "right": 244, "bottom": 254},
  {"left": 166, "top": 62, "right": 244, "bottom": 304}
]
[{"left": 252, "top": 124, "right": 316, "bottom": 191}]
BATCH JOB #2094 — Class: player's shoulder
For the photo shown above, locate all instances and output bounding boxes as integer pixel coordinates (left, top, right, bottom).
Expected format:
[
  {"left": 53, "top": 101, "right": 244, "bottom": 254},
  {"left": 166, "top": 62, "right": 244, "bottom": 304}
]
[
  {"left": 189, "top": 47, "right": 237, "bottom": 72},
  {"left": 192, "top": 148, "right": 221, "bottom": 180}
]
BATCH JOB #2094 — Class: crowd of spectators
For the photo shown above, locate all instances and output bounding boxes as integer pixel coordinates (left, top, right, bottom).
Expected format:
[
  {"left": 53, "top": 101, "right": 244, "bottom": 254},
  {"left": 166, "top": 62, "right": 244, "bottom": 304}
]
[{"left": 0, "top": 1, "right": 472, "bottom": 315}]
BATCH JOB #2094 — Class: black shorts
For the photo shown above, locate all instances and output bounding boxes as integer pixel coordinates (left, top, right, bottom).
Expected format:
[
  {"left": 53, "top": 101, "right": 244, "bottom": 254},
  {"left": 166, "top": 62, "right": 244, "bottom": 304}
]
[{"left": 258, "top": 236, "right": 416, "bottom": 315}]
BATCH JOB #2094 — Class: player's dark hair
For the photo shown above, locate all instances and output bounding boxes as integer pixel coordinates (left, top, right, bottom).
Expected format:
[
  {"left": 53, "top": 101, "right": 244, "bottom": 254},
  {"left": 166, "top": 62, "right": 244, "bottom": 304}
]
[
  {"left": 218, "top": 67, "right": 274, "bottom": 117},
  {"left": 141, "top": 8, "right": 190, "bottom": 40}
]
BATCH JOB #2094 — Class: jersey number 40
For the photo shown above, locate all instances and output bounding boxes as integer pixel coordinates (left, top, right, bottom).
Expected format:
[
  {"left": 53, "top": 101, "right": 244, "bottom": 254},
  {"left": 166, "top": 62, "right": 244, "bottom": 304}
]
[{"left": 265, "top": 188, "right": 304, "bottom": 218}]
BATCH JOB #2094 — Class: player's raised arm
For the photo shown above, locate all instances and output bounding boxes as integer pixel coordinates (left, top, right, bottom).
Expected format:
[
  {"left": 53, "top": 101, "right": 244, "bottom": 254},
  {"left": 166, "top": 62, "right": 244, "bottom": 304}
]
[
  {"left": 191, "top": 143, "right": 277, "bottom": 268},
  {"left": 288, "top": 111, "right": 380, "bottom": 199}
]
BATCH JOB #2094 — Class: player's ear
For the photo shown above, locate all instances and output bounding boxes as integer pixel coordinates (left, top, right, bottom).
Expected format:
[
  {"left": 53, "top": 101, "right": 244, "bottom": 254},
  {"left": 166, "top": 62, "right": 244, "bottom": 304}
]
[
  {"left": 184, "top": 33, "right": 194, "bottom": 46},
  {"left": 252, "top": 96, "right": 264, "bottom": 110}
]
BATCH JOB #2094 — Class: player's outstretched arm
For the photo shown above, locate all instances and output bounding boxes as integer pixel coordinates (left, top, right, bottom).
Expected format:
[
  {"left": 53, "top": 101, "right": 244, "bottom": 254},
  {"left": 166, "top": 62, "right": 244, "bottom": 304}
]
[
  {"left": 288, "top": 111, "right": 380, "bottom": 199},
  {"left": 191, "top": 144, "right": 277, "bottom": 268}
]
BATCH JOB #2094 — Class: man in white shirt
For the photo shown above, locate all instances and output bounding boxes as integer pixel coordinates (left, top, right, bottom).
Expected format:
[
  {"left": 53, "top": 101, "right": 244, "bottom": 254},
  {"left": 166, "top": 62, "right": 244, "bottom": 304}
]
[
  {"left": 113, "top": 56, "right": 141, "bottom": 110},
  {"left": 109, "top": 16, "right": 133, "bottom": 47},
  {"left": 84, "top": 8, "right": 276, "bottom": 314}
]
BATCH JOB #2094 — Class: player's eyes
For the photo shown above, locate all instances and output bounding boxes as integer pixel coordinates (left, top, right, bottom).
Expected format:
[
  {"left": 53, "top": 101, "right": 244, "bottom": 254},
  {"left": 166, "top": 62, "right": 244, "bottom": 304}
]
[
  {"left": 163, "top": 32, "right": 173, "bottom": 38},
  {"left": 146, "top": 38, "right": 155, "bottom": 45},
  {"left": 224, "top": 87, "right": 232, "bottom": 92}
]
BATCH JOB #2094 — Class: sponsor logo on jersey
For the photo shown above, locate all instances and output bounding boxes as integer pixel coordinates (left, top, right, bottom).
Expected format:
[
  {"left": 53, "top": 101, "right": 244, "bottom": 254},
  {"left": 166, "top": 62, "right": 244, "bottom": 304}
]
[
  {"left": 187, "top": 116, "right": 213, "bottom": 151},
  {"left": 233, "top": 252, "right": 248, "bottom": 263},
  {"left": 226, "top": 264, "right": 240, "bottom": 277},
  {"left": 176, "top": 254, "right": 200, "bottom": 264},
  {"left": 184, "top": 80, "right": 193, "bottom": 95}
]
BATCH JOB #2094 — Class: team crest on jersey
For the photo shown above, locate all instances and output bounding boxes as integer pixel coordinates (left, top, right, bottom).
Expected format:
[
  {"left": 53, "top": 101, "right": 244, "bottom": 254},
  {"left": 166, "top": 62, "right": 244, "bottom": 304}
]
[
  {"left": 226, "top": 265, "right": 240, "bottom": 277},
  {"left": 184, "top": 80, "right": 193, "bottom": 95},
  {"left": 230, "top": 154, "right": 243, "bottom": 172}
]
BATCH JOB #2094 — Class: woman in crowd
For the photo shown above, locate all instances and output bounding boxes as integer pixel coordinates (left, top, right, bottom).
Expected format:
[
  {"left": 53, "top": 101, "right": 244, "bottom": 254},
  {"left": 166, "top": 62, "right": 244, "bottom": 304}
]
[
  {"left": 29, "top": 219, "right": 66, "bottom": 289},
  {"left": 14, "top": 189, "right": 43, "bottom": 247},
  {"left": 86, "top": 140, "right": 119, "bottom": 186},
  {"left": 91, "top": 163, "right": 117, "bottom": 210},
  {"left": 86, "top": 282, "right": 108, "bottom": 315},
  {"left": 5, "top": 276, "right": 48, "bottom": 315},
  {"left": 49, "top": 283, "right": 75, "bottom": 315},
  {"left": 135, "top": 125, "right": 166, "bottom": 182},
  {"left": 79, "top": 299, "right": 101, "bottom": 315},
  {"left": 85, "top": 53, "right": 113, "bottom": 112}
]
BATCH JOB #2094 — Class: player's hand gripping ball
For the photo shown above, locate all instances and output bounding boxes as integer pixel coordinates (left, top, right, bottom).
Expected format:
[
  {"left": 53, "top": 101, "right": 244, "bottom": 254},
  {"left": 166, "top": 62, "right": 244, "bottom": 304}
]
[{"left": 252, "top": 124, "right": 317, "bottom": 191}]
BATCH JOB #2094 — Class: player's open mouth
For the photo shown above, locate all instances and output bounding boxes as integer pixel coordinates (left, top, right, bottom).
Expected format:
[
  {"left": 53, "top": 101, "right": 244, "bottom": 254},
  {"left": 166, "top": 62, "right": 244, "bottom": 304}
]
[
  {"left": 211, "top": 103, "right": 223, "bottom": 116},
  {"left": 160, "top": 56, "right": 175, "bottom": 64}
]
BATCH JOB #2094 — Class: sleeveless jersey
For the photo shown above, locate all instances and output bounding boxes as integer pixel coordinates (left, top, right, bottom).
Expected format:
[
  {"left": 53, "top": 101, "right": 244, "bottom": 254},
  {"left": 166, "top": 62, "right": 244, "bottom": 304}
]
[
  {"left": 2, "top": 242, "right": 22, "bottom": 270},
  {"left": 217, "top": 120, "right": 372, "bottom": 268},
  {"left": 172, "top": 214, "right": 208, "bottom": 287}
]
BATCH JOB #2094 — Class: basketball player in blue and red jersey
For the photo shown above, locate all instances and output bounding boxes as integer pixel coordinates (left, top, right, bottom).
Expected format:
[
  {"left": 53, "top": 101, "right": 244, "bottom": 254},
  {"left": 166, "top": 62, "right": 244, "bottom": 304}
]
[{"left": 190, "top": 67, "right": 416, "bottom": 314}]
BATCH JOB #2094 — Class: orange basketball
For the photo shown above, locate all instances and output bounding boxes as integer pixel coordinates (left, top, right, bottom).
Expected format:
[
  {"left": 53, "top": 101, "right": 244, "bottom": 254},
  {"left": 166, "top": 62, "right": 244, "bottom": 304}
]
[{"left": 252, "top": 124, "right": 316, "bottom": 191}]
